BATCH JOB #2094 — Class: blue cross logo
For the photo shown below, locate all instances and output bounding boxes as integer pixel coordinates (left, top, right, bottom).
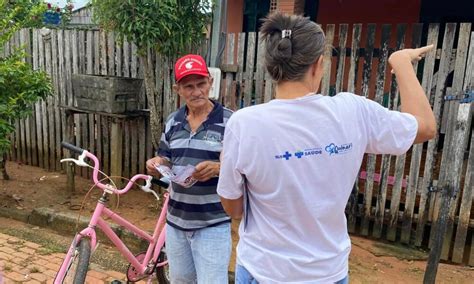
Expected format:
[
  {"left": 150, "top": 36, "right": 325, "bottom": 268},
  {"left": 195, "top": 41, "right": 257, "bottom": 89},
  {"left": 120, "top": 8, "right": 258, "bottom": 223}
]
[{"left": 282, "top": 151, "right": 292, "bottom": 160}]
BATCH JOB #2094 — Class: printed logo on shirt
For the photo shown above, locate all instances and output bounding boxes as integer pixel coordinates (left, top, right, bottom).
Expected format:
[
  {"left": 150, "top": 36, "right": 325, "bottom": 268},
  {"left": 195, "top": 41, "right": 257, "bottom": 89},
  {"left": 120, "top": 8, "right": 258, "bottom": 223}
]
[
  {"left": 203, "top": 130, "right": 222, "bottom": 146},
  {"left": 275, "top": 151, "right": 292, "bottom": 160},
  {"left": 275, "top": 148, "right": 322, "bottom": 160},
  {"left": 295, "top": 148, "right": 323, "bottom": 158},
  {"left": 325, "top": 143, "right": 353, "bottom": 155}
]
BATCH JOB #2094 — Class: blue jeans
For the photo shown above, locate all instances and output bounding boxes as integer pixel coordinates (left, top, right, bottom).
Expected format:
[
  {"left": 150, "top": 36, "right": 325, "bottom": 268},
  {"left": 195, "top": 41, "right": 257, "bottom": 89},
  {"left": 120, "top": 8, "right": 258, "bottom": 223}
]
[
  {"left": 236, "top": 264, "right": 349, "bottom": 284},
  {"left": 166, "top": 222, "right": 231, "bottom": 284}
]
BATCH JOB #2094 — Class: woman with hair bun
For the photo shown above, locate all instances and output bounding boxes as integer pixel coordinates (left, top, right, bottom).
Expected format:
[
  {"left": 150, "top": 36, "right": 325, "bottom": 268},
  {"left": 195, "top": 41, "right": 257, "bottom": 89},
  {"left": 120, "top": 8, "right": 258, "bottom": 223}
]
[{"left": 217, "top": 12, "right": 435, "bottom": 283}]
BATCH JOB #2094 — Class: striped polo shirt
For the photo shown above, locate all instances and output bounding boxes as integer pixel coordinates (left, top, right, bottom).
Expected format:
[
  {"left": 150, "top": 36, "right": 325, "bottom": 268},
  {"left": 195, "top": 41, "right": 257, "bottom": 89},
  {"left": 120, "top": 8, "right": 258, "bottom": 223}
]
[{"left": 158, "top": 100, "right": 233, "bottom": 230}]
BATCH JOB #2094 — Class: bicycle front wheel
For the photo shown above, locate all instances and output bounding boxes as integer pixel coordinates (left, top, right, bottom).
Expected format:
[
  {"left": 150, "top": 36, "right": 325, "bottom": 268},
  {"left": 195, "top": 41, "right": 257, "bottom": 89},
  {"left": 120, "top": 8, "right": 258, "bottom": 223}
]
[
  {"left": 155, "top": 246, "right": 170, "bottom": 284},
  {"left": 63, "top": 239, "right": 91, "bottom": 284}
]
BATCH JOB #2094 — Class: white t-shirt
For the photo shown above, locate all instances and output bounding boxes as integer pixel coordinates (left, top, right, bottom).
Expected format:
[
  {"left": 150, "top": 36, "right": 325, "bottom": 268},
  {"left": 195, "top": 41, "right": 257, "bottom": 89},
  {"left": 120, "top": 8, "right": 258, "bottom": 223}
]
[{"left": 217, "top": 92, "right": 418, "bottom": 283}]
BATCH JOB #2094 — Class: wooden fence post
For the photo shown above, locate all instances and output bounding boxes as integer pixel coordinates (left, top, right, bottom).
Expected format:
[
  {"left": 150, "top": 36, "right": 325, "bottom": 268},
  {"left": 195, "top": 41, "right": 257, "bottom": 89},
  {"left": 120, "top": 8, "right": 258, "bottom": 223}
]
[
  {"left": 110, "top": 118, "right": 123, "bottom": 188},
  {"left": 423, "top": 185, "right": 456, "bottom": 284},
  {"left": 65, "top": 110, "right": 75, "bottom": 193}
]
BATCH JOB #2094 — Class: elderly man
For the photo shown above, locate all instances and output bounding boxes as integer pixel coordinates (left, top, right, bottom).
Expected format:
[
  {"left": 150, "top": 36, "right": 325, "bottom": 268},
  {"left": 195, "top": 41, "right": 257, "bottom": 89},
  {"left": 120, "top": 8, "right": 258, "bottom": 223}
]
[{"left": 146, "top": 54, "right": 232, "bottom": 283}]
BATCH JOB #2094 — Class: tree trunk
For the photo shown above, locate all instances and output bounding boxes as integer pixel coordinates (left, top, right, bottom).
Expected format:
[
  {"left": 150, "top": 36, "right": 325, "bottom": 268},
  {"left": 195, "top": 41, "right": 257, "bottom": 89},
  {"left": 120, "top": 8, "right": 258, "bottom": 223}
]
[
  {"left": 140, "top": 53, "right": 162, "bottom": 150},
  {"left": 0, "top": 153, "right": 9, "bottom": 180}
]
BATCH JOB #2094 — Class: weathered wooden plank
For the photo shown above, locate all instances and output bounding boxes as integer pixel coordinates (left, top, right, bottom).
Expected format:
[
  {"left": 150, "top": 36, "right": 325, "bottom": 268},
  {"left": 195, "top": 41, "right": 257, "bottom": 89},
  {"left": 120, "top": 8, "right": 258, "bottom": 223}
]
[
  {"left": 57, "top": 29, "right": 67, "bottom": 166},
  {"left": 115, "top": 38, "right": 122, "bottom": 76},
  {"left": 346, "top": 24, "right": 362, "bottom": 233},
  {"left": 414, "top": 23, "right": 440, "bottom": 247},
  {"left": 110, "top": 119, "right": 123, "bottom": 187},
  {"left": 452, "top": 32, "right": 474, "bottom": 264},
  {"left": 100, "top": 30, "right": 107, "bottom": 76},
  {"left": 235, "top": 33, "right": 245, "bottom": 108},
  {"left": 123, "top": 121, "right": 131, "bottom": 178},
  {"left": 361, "top": 24, "right": 376, "bottom": 99},
  {"left": 223, "top": 34, "right": 235, "bottom": 108},
  {"left": 452, "top": 125, "right": 474, "bottom": 265},
  {"left": 243, "top": 32, "right": 256, "bottom": 107},
  {"left": 254, "top": 33, "right": 265, "bottom": 105},
  {"left": 335, "top": 24, "right": 348, "bottom": 93},
  {"left": 33, "top": 30, "right": 44, "bottom": 168},
  {"left": 138, "top": 118, "right": 146, "bottom": 175},
  {"left": 399, "top": 23, "right": 424, "bottom": 244},
  {"left": 359, "top": 23, "right": 378, "bottom": 237},
  {"left": 102, "top": 117, "right": 110, "bottom": 175},
  {"left": 131, "top": 43, "right": 138, "bottom": 78},
  {"left": 93, "top": 31, "right": 102, "bottom": 167},
  {"left": 94, "top": 31, "right": 100, "bottom": 75},
  {"left": 145, "top": 117, "right": 153, "bottom": 172},
  {"left": 78, "top": 30, "right": 85, "bottom": 73},
  {"left": 347, "top": 24, "right": 362, "bottom": 94},
  {"left": 107, "top": 31, "right": 115, "bottom": 75},
  {"left": 440, "top": 23, "right": 472, "bottom": 261},
  {"left": 86, "top": 30, "right": 95, "bottom": 176},
  {"left": 321, "top": 24, "right": 335, "bottom": 96},
  {"left": 123, "top": 41, "right": 130, "bottom": 77},
  {"left": 385, "top": 24, "right": 409, "bottom": 242},
  {"left": 29, "top": 29, "right": 39, "bottom": 166},
  {"left": 51, "top": 29, "right": 62, "bottom": 171},
  {"left": 20, "top": 30, "right": 32, "bottom": 166},
  {"left": 155, "top": 54, "right": 164, "bottom": 134},
  {"left": 39, "top": 29, "right": 50, "bottom": 170},
  {"left": 65, "top": 111, "right": 75, "bottom": 192},
  {"left": 13, "top": 32, "right": 25, "bottom": 163},
  {"left": 45, "top": 29, "right": 56, "bottom": 171},
  {"left": 427, "top": 23, "right": 457, "bottom": 248},
  {"left": 86, "top": 31, "right": 93, "bottom": 74},
  {"left": 64, "top": 30, "right": 73, "bottom": 107},
  {"left": 18, "top": 31, "right": 28, "bottom": 163},
  {"left": 370, "top": 24, "right": 392, "bottom": 239},
  {"left": 130, "top": 119, "right": 138, "bottom": 176},
  {"left": 263, "top": 71, "right": 274, "bottom": 103},
  {"left": 71, "top": 29, "right": 83, "bottom": 175},
  {"left": 78, "top": 30, "right": 88, "bottom": 177}
]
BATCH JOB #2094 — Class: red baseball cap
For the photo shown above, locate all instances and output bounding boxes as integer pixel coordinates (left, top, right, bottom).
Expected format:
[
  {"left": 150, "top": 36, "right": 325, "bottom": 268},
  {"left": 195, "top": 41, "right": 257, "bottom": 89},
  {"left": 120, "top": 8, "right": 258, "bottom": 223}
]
[{"left": 174, "top": 54, "right": 209, "bottom": 82}]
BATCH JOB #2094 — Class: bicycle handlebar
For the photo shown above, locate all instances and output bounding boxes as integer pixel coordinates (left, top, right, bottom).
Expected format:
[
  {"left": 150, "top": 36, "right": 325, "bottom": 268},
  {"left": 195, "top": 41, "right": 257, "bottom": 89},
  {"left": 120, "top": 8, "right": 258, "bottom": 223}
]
[
  {"left": 151, "top": 177, "right": 170, "bottom": 188},
  {"left": 61, "top": 141, "right": 84, "bottom": 155},
  {"left": 60, "top": 141, "right": 169, "bottom": 197}
]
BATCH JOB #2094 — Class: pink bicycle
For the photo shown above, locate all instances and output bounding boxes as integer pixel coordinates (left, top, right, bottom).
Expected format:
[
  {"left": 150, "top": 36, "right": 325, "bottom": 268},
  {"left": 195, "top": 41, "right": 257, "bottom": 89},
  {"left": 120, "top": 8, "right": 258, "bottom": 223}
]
[{"left": 54, "top": 142, "right": 170, "bottom": 284}]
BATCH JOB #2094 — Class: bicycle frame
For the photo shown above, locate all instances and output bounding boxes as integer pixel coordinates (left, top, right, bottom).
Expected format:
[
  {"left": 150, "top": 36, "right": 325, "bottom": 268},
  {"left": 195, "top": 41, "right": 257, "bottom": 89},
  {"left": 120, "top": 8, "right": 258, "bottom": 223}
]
[
  {"left": 56, "top": 193, "right": 169, "bottom": 282},
  {"left": 55, "top": 145, "right": 170, "bottom": 283}
]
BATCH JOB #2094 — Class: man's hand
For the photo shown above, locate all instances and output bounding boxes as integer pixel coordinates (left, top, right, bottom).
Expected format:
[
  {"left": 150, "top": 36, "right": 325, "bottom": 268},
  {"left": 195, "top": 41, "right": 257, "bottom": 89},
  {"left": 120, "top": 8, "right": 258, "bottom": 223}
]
[
  {"left": 146, "top": 156, "right": 170, "bottom": 176},
  {"left": 192, "top": 161, "right": 220, "bottom": 182}
]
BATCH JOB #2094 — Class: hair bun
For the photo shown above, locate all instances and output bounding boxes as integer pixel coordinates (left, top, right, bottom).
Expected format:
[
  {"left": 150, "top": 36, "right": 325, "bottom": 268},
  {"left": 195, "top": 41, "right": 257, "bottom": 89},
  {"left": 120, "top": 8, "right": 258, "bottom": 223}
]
[{"left": 276, "top": 38, "right": 292, "bottom": 60}]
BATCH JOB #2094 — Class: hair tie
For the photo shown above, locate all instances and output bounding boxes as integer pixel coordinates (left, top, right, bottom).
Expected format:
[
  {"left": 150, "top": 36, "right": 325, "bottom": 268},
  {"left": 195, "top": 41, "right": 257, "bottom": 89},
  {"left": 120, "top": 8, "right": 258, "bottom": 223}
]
[{"left": 282, "top": 29, "right": 292, "bottom": 39}]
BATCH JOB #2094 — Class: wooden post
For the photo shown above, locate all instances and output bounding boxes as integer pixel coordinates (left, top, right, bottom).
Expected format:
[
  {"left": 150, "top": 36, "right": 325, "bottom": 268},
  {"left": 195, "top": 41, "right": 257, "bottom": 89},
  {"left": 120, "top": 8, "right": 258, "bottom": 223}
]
[
  {"left": 110, "top": 118, "right": 124, "bottom": 188},
  {"left": 210, "top": 0, "right": 225, "bottom": 67},
  {"left": 423, "top": 185, "right": 456, "bottom": 284},
  {"left": 65, "top": 110, "right": 75, "bottom": 193}
]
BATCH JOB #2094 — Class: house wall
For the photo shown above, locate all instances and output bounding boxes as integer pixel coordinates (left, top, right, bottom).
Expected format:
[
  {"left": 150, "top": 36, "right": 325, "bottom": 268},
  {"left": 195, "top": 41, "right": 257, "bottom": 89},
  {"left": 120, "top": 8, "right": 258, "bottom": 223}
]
[
  {"left": 226, "top": 0, "right": 245, "bottom": 34},
  {"left": 70, "top": 7, "right": 94, "bottom": 25},
  {"left": 316, "top": 0, "right": 421, "bottom": 26},
  {"left": 278, "top": 0, "right": 296, "bottom": 14}
]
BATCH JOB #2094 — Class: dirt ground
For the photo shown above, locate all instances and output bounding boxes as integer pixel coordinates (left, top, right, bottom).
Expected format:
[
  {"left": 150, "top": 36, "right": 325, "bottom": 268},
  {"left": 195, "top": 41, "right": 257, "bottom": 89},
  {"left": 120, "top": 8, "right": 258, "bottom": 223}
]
[{"left": 1, "top": 161, "right": 473, "bottom": 283}]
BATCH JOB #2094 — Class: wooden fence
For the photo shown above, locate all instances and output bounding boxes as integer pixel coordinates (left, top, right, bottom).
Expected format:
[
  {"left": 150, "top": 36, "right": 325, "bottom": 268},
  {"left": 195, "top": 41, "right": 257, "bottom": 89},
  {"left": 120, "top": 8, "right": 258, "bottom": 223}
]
[{"left": 2, "top": 23, "right": 473, "bottom": 265}]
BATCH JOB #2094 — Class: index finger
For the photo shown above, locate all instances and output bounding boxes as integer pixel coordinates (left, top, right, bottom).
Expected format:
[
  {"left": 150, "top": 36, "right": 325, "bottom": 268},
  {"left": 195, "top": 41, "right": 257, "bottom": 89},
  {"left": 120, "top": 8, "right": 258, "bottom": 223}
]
[{"left": 417, "top": 44, "right": 434, "bottom": 54}]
